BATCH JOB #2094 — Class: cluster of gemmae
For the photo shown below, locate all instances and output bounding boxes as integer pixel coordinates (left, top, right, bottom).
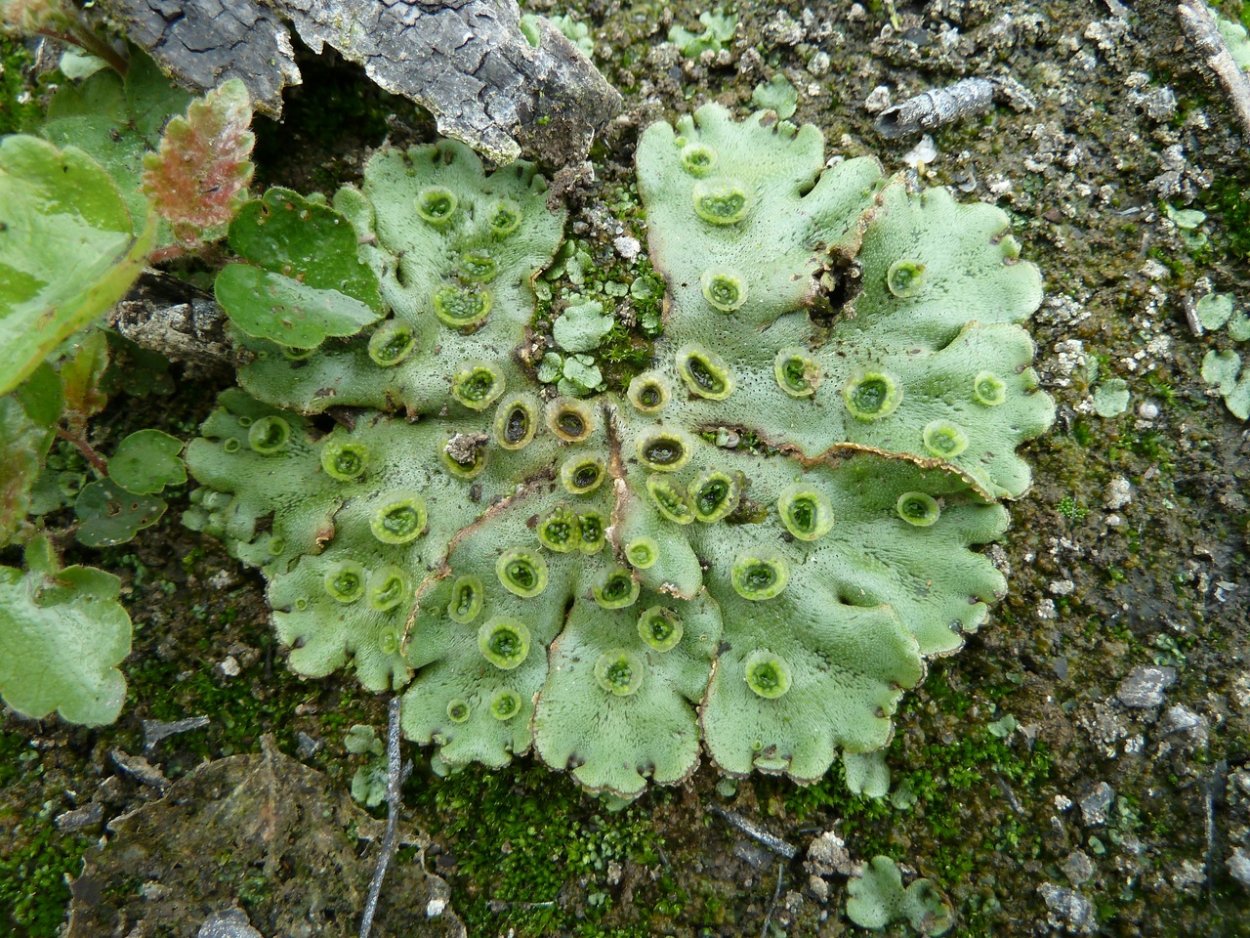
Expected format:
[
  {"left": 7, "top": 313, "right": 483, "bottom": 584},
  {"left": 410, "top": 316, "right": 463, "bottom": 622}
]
[{"left": 186, "top": 104, "right": 1053, "bottom": 798}]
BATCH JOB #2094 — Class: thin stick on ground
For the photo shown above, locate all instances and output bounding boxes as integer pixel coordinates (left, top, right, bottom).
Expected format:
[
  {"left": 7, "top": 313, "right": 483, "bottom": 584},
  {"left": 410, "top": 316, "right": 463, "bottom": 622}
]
[
  {"left": 1178, "top": 0, "right": 1250, "bottom": 140},
  {"left": 359, "top": 696, "right": 403, "bottom": 938},
  {"left": 760, "top": 859, "right": 786, "bottom": 938},
  {"left": 707, "top": 804, "right": 798, "bottom": 860}
]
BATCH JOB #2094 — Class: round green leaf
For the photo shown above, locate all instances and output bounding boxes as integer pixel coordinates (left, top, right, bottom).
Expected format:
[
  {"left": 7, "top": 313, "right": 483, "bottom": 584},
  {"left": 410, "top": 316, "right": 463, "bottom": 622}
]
[
  {"left": 215, "top": 264, "right": 382, "bottom": 349},
  {"left": 227, "top": 187, "right": 382, "bottom": 310},
  {"left": 0, "top": 562, "right": 131, "bottom": 725},
  {"left": 75, "top": 478, "right": 167, "bottom": 547},
  {"left": 108, "top": 429, "right": 187, "bottom": 495}
]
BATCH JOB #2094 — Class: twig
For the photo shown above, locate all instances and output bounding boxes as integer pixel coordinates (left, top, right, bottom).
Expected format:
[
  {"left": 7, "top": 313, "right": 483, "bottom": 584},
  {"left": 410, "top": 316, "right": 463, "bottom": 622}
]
[
  {"left": 874, "top": 78, "right": 996, "bottom": 139},
  {"left": 995, "top": 773, "right": 1025, "bottom": 815},
  {"left": 1178, "top": 0, "right": 1250, "bottom": 140},
  {"left": 760, "top": 859, "right": 785, "bottom": 938},
  {"left": 1204, "top": 760, "right": 1228, "bottom": 903},
  {"left": 488, "top": 900, "right": 557, "bottom": 912},
  {"left": 36, "top": 26, "right": 130, "bottom": 76},
  {"left": 359, "top": 696, "right": 403, "bottom": 938},
  {"left": 707, "top": 804, "right": 797, "bottom": 860},
  {"left": 142, "top": 715, "right": 210, "bottom": 751}
]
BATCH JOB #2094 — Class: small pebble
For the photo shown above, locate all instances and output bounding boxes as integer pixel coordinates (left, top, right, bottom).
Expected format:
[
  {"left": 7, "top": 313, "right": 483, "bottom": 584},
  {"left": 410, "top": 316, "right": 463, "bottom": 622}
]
[
  {"left": 1104, "top": 476, "right": 1132, "bottom": 510},
  {"left": 1039, "top": 883, "right": 1095, "bottom": 934},
  {"left": 613, "top": 235, "right": 641, "bottom": 261},
  {"left": 1160, "top": 704, "right": 1207, "bottom": 745},
  {"left": 1115, "top": 666, "right": 1176, "bottom": 708},
  {"left": 902, "top": 134, "right": 937, "bottom": 168},
  {"left": 296, "top": 731, "right": 323, "bottom": 759},
  {"left": 1229, "top": 848, "right": 1250, "bottom": 889},
  {"left": 806, "top": 829, "right": 854, "bottom": 878},
  {"left": 55, "top": 802, "right": 103, "bottom": 833},
  {"left": 1079, "top": 782, "right": 1115, "bottom": 826},
  {"left": 198, "top": 909, "right": 262, "bottom": 938},
  {"left": 141, "top": 882, "right": 171, "bottom": 901},
  {"left": 864, "top": 85, "right": 892, "bottom": 113},
  {"left": 1061, "top": 850, "right": 1094, "bottom": 886}
]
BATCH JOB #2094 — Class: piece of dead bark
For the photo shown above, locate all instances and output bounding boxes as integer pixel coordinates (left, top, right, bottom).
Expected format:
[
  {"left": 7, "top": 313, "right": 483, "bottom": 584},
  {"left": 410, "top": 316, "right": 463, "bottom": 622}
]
[
  {"left": 874, "top": 77, "right": 997, "bottom": 139},
  {"left": 108, "top": 275, "right": 237, "bottom": 372},
  {"left": 97, "top": 0, "right": 621, "bottom": 166},
  {"left": 109, "top": 748, "right": 170, "bottom": 793},
  {"left": 97, "top": 0, "right": 301, "bottom": 118},
  {"left": 68, "top": 736, "right": 463, "bottom": 938}
]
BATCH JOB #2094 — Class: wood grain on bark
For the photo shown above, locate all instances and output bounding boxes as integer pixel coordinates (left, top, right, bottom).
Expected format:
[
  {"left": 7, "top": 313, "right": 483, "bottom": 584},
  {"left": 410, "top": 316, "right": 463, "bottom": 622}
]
[{"left": 99, "top": 0, "right": 621, "bottom": 165}]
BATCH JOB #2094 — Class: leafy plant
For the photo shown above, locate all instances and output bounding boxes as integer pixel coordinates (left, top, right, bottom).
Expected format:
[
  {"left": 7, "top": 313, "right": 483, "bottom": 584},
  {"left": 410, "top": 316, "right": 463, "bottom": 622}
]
[
  {"left": 0, "top": 134, "right": 154, "bottom": 396},
  {"left": 0, "top": 537, "right": 131, "bottom": 725},
  {"left": 140, "top": 78, "right": 254, "bottom": 257},
  {"left": 213, "top": 187, "right": 383, "bottom": 348},
  {"left": 0, "top": 18, "right": 1051, "bottom": 816},
  {"left": 0, "top": 28, "right": 255, "bottom": 723},
  {"left": 751, "top": 74, "right": 799, "bottom": 120},
  {"left": 344, "top": 723, "right": 388, "bottom": 808},
  {"left": 668, "top": 8, "right": 738, "bottom": 57},
  {"left": 846, "top": 855, "right": 954, "bottom": 935},
  {"left": 1196, "top": 289, "right": 1250, "bottom": 419}
]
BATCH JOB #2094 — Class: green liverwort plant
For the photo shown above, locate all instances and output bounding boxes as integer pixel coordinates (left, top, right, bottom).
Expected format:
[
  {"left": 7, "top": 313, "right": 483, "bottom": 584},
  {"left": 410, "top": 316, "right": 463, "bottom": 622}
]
[
  {"left": 185, "top": 105, "right": 1053, "bottom": 799},
  {"left": 668, "top": 8, "right": 737, "bottom": 57},
  {"left": 847, "top": 855, "right": 954, "bottom": 935}
]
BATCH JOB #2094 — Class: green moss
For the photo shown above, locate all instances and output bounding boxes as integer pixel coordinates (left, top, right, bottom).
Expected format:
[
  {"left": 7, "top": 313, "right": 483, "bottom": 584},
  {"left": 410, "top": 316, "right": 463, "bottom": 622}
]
[
  {"left": 770, "top": 665, "right": 1053, "bottom": 928},
  {"left": 124, "top": 626, "right": 345, "bottom": 758},
  {"left": 0, "top": 37, "right": 43, "bottom": 135},
  {"left": 1056, "top": 495, "right": 1090, "bottom": 523},
  {"left": 409, "top": 763, "right": 678, "bottom": 936},
  {"left": 0, "top": 800, "right": 89, "bottom": 936},
  {"left": 1200, "top": 174, "right": 1250, "bottom": 262}
]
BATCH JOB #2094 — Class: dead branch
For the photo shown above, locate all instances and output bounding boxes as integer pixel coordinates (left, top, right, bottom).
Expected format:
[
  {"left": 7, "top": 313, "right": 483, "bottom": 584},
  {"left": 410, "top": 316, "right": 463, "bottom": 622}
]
[{"left": 1177, "top": 0, "right": 1250, "bottom": 140}]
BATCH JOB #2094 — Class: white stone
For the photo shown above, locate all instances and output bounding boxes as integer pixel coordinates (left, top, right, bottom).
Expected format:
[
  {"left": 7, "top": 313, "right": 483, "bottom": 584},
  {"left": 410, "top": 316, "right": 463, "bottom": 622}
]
[{"left": 613, "top": 235, "right": 641, "bottom": 261}]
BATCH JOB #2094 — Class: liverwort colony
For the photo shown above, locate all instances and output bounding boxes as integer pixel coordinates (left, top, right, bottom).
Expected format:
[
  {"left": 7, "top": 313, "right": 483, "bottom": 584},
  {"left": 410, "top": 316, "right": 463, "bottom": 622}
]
[{"left": 185, "top": 104, "right": 1053, "bottom": 798}]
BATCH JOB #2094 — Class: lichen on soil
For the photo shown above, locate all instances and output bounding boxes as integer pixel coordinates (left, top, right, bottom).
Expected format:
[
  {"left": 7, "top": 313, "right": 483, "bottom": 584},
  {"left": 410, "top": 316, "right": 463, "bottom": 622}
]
[{"left": 3, "top": 0, "right": 1250, "bottom": 935}]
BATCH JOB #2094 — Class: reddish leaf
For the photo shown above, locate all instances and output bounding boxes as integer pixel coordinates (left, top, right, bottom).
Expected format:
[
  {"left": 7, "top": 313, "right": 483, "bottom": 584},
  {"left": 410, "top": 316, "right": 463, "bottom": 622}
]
[{"left": 141, "top": 78, "right": 254, "bottom": 252}]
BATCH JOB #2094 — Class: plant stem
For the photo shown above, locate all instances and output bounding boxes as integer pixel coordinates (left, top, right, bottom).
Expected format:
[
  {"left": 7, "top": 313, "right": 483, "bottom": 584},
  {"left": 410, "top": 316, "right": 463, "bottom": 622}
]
[
  {"left": 39, "top": 26, "right": 130, "bottom": 77},
  {"left": 55, "top": 427, "right": 109, "bottom": 476},
  {"left": 358, "top": 696, "right": 403, "bottom": 938}
]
